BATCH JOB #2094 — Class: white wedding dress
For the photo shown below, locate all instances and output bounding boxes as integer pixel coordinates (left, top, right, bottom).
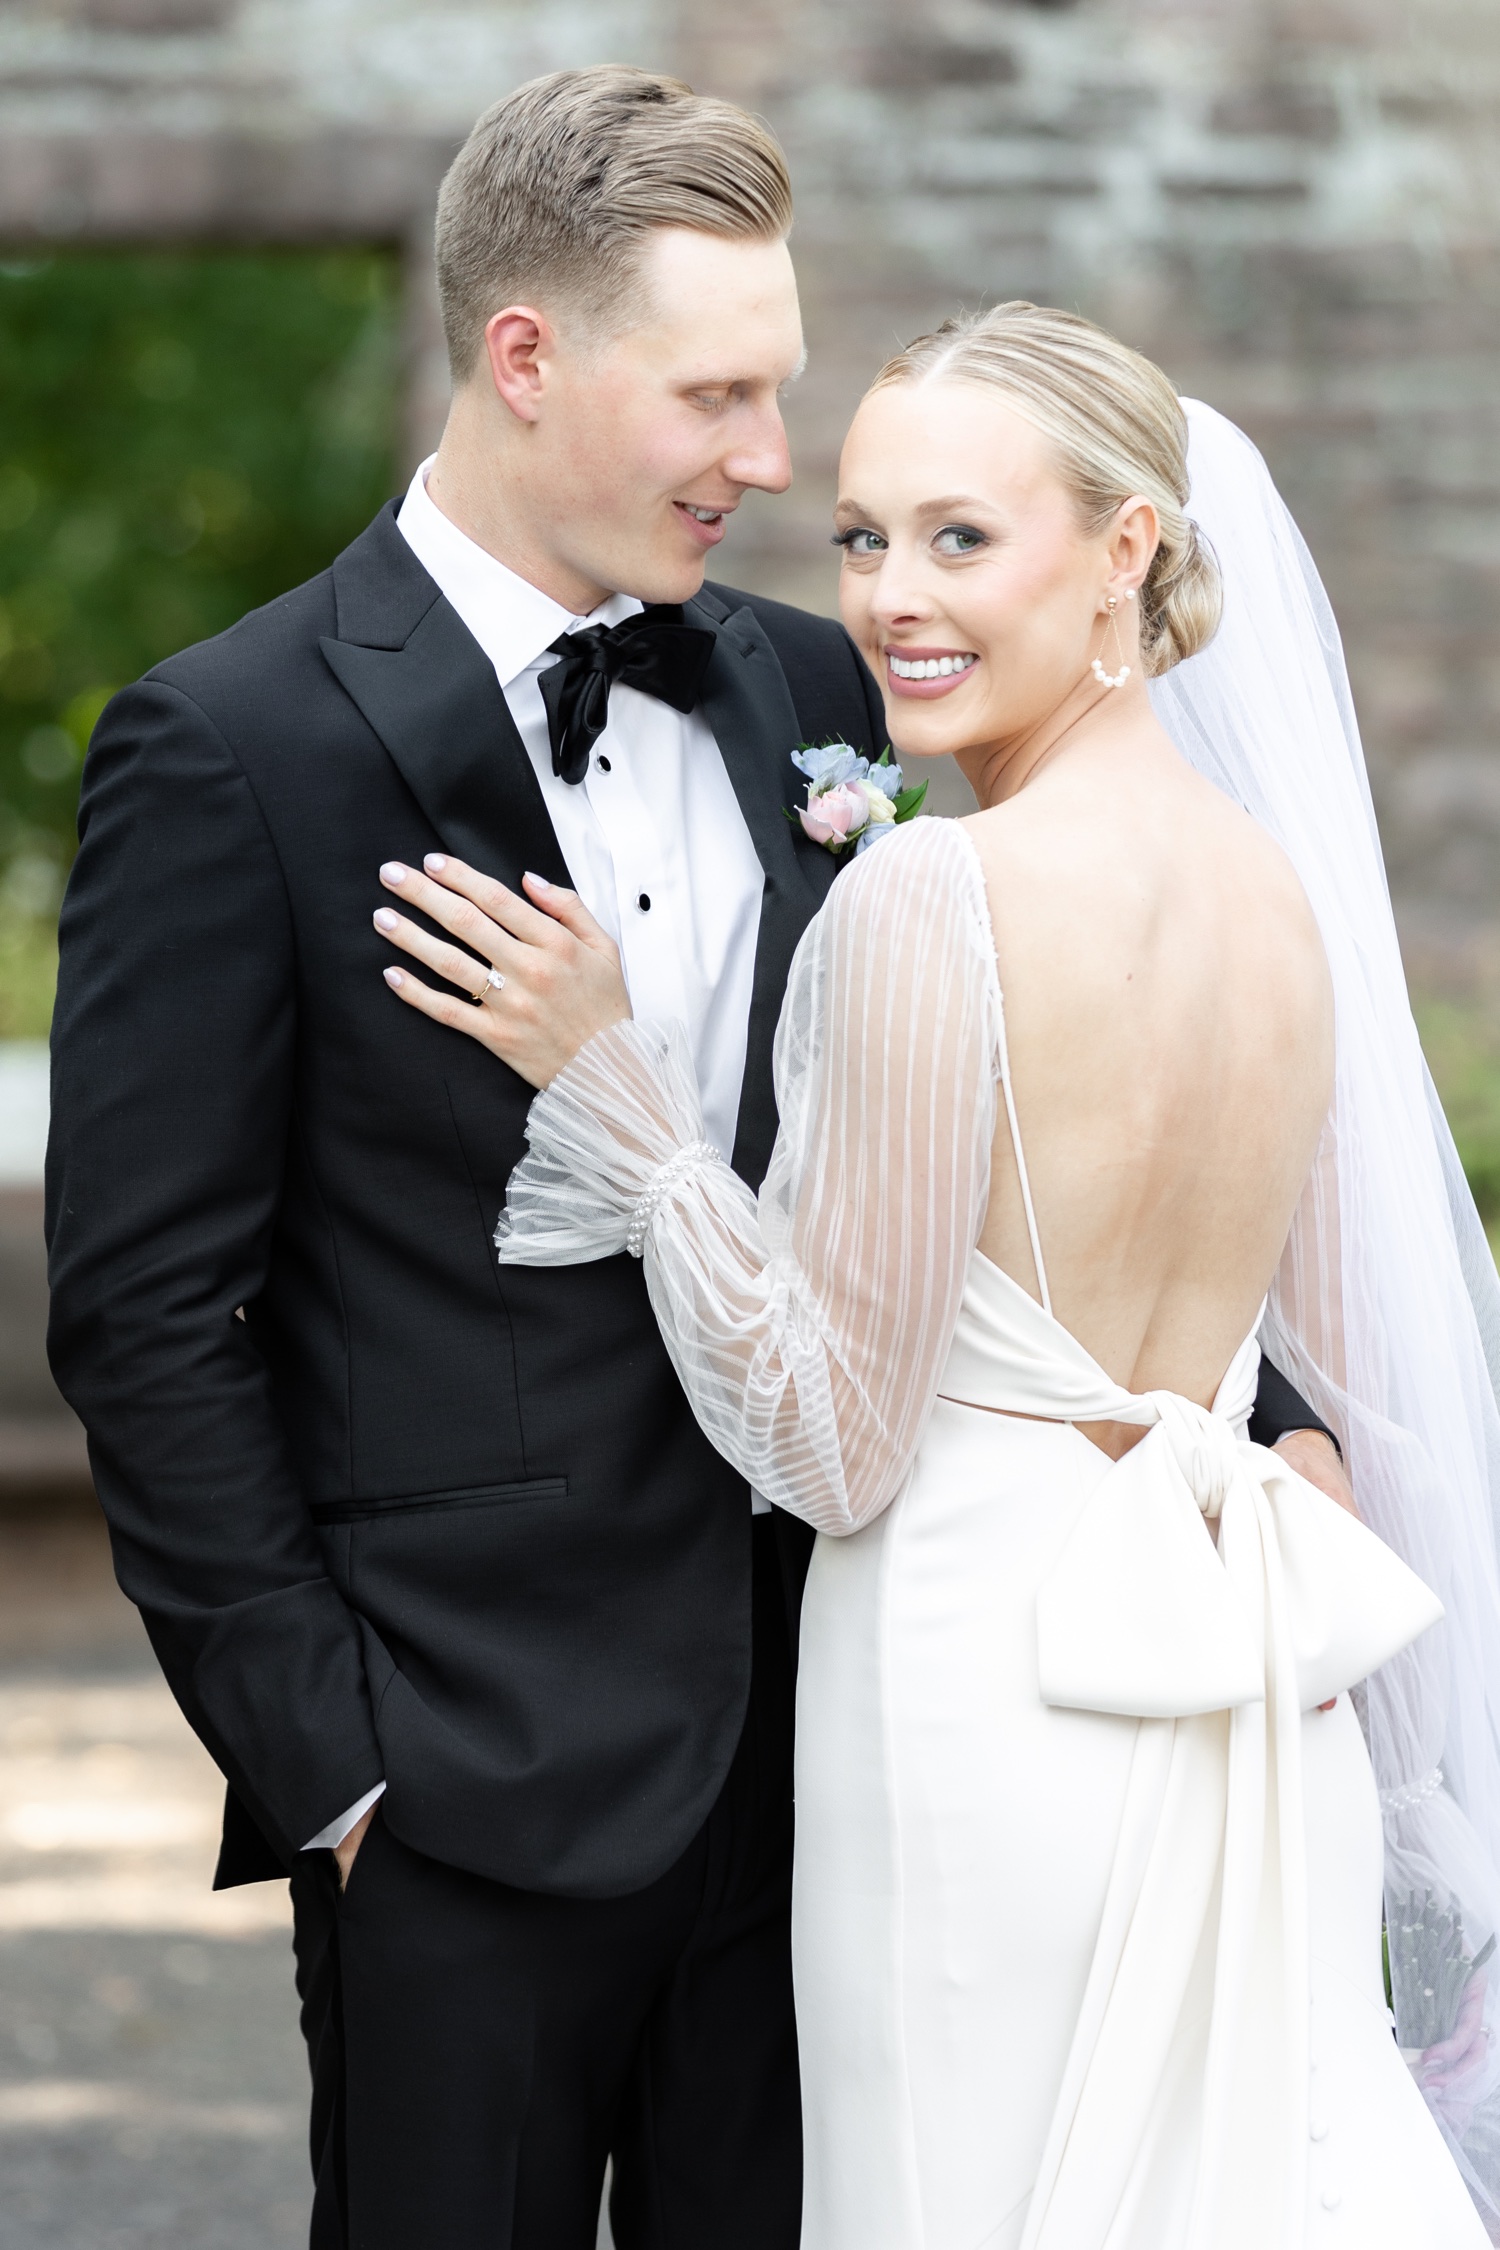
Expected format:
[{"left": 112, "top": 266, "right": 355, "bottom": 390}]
[
  {"left": 795, "top": 1237, "right": 1480, "bottom": 2250},
  {"left": 495, "top": 815, "right": 1485, "bottom": 2248}
]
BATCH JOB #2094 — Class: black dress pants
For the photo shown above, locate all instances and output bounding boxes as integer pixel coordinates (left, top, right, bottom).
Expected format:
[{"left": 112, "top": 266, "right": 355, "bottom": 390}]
[{"left": 290, "top": 1517, "right": 800, "bottom": 2250}]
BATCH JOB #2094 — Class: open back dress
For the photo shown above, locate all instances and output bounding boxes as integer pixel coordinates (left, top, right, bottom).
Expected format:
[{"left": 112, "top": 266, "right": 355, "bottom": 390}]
[{"left": 496, "top": 815, "right": 1477, "bottom": 2249}]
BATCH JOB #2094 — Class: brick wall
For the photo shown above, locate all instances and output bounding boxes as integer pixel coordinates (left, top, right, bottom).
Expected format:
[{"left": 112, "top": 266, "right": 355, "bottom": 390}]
[
  {"left": 699, "top": 0, "right": 1500, "bottom": 972},
  {"left": 3, "top": 0, "right": 1499, "bottom": 981}
]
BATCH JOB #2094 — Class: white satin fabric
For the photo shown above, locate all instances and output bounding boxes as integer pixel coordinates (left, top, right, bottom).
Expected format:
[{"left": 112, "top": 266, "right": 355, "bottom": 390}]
[
  {"left": 946, "top": 1263, "right": 1441, "bottom": 1728},
  {"left": 799, "top": 1245, "right": 1456, "bottom": 2250},
  {"left": 496, "top": 816, "right": 1471, "bottom": 2246}
]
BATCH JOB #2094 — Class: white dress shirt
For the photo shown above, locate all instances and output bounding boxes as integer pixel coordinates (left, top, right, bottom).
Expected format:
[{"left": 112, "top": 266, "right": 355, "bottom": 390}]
[
  {"left": 396, "top": 456, "right": 765, "bottom": 1162},
  {"left": 303, "top": 460, "right": 772, "bottom": 1853}
]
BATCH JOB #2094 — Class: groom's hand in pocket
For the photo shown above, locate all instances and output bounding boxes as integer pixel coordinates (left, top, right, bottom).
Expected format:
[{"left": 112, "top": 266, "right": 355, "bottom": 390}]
[{"left": 333, "top": 1803, "right": 377, "bottom": 1892}]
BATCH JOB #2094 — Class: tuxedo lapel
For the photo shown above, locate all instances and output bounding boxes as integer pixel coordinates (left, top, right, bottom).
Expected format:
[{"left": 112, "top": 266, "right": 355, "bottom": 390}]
[
  {"left": 688, "top": 593, "right": 840, "bottom": 1186},
  {"left": 319, "top": 505, "right": 572, "bottom": 889},
  {"left": 319, "top": 513, "right": 835, "bottom": 1185}
]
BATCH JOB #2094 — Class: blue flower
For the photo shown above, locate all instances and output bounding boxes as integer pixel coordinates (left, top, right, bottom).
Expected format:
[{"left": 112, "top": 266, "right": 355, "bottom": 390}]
[{"left": 792, "top": 742, "right": 868, "bottom": 791}]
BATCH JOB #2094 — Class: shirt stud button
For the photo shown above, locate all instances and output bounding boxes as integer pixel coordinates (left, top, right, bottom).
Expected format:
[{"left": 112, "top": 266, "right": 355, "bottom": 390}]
[
  {"left": 1322, "top": 2190, "right": 1342, "bottom": 2212},
  {"left": 597, "top": 755, "right": 611, "bottom": 773},
  {"left": 637, "top": 892, "right": 652, "bottom": 913}
]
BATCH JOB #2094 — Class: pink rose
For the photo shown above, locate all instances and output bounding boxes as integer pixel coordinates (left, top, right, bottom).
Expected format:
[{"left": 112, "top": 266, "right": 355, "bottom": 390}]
[{"left": 799, "top": 781, "right": 871, "bottom": 848}]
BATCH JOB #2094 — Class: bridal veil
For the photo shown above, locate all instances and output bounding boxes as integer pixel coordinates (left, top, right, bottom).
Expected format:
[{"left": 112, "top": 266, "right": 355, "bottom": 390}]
[{"left": 1156, "top": 401, "right": 1500, "bottom": 2215}]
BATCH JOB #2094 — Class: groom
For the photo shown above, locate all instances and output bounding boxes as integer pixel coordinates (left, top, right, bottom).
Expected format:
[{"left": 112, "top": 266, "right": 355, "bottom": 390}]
[{"left": 45, "top": 64, "right": 1347, "bottom": 2250}]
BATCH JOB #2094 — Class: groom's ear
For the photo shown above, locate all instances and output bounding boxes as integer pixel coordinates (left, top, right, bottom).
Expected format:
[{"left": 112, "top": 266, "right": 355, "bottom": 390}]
[{"left": 482, "top": 305, "right": 556, "bottom": 425}]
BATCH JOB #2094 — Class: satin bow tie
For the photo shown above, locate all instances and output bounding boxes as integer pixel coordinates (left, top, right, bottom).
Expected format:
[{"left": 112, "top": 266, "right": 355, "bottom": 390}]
[{"left": 539, "top": 606, "right": 716, "bottom": 786}]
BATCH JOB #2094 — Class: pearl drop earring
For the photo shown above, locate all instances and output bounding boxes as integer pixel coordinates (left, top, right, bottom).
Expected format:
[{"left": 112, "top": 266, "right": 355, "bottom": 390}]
[{"left": 1091, "top": 594, "right": 1132, "bottom": 692}]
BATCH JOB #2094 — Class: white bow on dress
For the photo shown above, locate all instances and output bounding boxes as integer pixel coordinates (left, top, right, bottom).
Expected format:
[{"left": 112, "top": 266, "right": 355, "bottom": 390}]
[{"left": 939, "top": 1253, "right": 1442, "bottom": 2250}]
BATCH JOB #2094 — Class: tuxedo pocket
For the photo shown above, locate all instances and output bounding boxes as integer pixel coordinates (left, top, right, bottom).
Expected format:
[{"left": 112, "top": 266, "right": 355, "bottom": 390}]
[
  {"left": 311, "top": 1476, "right": 567, "bottom": 1525},
  {"left": 337, "top": 1474, "right": 584, "bottom": 1728}
]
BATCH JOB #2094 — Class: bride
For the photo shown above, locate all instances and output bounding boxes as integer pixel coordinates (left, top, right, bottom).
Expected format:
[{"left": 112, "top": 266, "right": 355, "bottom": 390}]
[{"left": 372, "top": 304, "right": 1500, "bottom": 2245}]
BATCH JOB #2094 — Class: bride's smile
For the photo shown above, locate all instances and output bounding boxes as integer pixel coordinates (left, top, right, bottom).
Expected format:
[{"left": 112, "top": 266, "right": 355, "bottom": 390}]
[{"left": 883, "top": 644, "right": 979, "bottom": 694}]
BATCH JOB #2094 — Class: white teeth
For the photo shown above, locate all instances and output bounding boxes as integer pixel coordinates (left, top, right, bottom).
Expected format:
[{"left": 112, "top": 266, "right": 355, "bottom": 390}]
[
  {"left": 683, "top": 505, "right": 721, "bottom": 523},
  {"left": 889, "top": 652, "right": 976, "bottom": 681}
]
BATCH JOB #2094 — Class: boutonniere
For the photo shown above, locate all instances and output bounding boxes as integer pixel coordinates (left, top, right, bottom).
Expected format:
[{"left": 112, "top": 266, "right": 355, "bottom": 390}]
[{"left": 787, "top": 742, "right": 928, "bottom": 857}]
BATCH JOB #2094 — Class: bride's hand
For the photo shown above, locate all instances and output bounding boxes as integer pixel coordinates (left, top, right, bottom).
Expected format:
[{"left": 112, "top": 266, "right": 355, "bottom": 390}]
[
  {"left": 374, "top": 855, "right": 630, "bottom": 1090},
  {"left": 1417, "top": 1966, "right": 1490, "bottom": 2098}
]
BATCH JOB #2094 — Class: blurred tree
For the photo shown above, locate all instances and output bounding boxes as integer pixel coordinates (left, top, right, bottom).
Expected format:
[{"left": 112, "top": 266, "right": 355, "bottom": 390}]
[{"left": 0, "top": 247, "right": 400, "bottom": 1033}]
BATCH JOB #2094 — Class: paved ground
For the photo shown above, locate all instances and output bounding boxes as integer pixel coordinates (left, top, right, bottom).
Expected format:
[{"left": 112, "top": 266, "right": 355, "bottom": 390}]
[
  {"left": 0, "top": 1513, "right": 307, "bottom": 2249},
  {"left": 0, "top": 1510, "right": 619, "bottom": 2248},
  {"left": 0, "top": 1930, "right": 307, "bottom": 2248}
]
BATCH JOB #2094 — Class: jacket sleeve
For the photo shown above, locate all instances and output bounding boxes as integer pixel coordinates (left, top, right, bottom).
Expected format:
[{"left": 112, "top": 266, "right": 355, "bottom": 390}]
[
  {"left": 46, "top": 678, "right": 383, "bottom": 1869},
  {"left": 1249, "top": 1354, "right": 1340, "bottom": 1455}
]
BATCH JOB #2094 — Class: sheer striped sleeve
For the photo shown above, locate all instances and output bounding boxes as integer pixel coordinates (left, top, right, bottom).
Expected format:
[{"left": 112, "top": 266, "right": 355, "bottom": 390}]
[{"left": 494, "top": 819, "right": 1001, "bottom": 1534}]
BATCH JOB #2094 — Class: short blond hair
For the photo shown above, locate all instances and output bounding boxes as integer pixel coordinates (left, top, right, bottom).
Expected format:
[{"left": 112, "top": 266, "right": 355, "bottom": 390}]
[
  {"left": 436, "top": 66, "right": 794, "bottom": 379},
  {"left": 873, "top": 303, "right": 1222, "bottom": 675}
]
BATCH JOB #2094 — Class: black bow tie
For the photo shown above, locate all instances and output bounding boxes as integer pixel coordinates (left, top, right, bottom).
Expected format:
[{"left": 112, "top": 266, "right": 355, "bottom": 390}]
[{"left": 538, "top": 605, "right": 716, "bottom": 786}]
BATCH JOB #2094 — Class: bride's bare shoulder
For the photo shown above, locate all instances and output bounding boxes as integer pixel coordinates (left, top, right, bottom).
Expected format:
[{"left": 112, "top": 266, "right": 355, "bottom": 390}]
[{"left": 955, "top": 751, "right": 1327, "bottom": 993}]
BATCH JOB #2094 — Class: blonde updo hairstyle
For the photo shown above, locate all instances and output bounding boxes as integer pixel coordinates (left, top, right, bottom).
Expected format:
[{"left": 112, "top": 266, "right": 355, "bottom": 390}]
[{"left": 871, "top": 303, "right": 1221, "bottom": 676}]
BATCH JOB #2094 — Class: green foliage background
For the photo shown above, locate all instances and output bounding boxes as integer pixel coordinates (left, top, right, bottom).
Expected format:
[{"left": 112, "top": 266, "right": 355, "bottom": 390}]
[{"left": 0, "top": 247, "right": 400, "bottom": 1034}]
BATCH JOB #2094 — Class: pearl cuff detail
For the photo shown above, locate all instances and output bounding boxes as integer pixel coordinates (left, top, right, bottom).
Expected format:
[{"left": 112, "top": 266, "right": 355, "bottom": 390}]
[
  {"left": 1380, "top": 1765, "right": 1443, "bottom": 1816},
  {"left": 626, "top": 1140, "right": 722, "bottom": 1259}
]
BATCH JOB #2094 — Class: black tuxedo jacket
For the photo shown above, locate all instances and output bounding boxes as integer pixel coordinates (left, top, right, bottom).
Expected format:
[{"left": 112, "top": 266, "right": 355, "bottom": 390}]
[{"left": 46, "top": 501, "right": 1329, "bottom": 1899}]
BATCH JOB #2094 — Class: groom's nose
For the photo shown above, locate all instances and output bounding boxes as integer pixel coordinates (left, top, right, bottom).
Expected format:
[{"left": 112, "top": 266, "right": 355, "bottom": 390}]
[{"left": 722, "top": 401, "right": 793, "bottom": 497}]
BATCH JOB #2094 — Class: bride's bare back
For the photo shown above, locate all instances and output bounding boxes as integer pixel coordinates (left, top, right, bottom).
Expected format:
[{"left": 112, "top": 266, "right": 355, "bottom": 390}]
[
  {"left": 969, "top": 719, "right": 1332, "bottom": 1443},
  {"left": 831, "top": 332, "right": 1334, "bottom": 1450}
]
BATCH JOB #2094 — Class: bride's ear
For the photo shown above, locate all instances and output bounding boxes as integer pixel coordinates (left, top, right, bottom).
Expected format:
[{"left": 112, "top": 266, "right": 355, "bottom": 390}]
[{"left": 1106, "top": 494, "right": 1160, "bottom": 605}]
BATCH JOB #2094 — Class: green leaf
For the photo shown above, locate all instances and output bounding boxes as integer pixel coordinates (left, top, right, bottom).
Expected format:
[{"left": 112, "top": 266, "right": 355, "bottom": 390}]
[{"left": 892, "top": 779, "right": 928, "bottom": 821}]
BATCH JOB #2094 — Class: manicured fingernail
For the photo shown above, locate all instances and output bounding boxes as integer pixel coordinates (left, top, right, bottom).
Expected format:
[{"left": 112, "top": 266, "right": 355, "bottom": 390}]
[
  {"left": 380, "top": 862, "right": 407, "bottom": 884},
  {"left": 524, "top": 871, "right": 549, "bottom": 889},
  {"left": 383, "top": 966, "right": 404, "bottom": 987},
  {"left": 424, "top": 853, "right": 447, "bottom": 872},
  {"left": 374, "top": 908, "right": 399, "bottom": 932}
]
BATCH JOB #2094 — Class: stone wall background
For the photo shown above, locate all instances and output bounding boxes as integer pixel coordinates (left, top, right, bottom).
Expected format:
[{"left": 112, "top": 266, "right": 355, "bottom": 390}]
[{"left": 2, "top": 0, "right": 1500, "bottom": 981}]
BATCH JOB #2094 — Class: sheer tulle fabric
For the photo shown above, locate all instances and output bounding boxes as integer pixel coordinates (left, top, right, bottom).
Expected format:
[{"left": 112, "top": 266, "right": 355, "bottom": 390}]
[
  {"left": 1155, "top": 402, "right": 1500, "bottom": 2221},
  {"left": 496, "top": 817, "right": 1001, "bottom": 1535}
]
